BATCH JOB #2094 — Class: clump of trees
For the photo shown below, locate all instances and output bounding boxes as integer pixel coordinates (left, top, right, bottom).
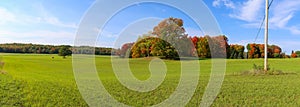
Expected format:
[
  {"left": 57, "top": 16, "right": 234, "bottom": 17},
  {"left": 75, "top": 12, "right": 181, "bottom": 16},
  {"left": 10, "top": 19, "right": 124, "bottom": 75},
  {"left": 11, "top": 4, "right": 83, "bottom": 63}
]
[
  {"left": 246, "top": 44, "right": 283, "bottom": 58},
  {"left": 228, "top": 44, "right": 245, "bottom": 59},
  {"left": 190, "top": 36, "right": 210, "bottom": 58},
  {"left": 118, "top": 18, "right": 194, "bottom": 59},
  {"left": 189, "top": 35, "right": 230, "bottom": 58},
  {"left": 130, "top": 36, "right": 190, "bottom": 59},
  {"left": 118, "top": 17, "right": 237, "bottom": 59},
  {"left": 118, "top": 17, "right": 298, "bottom": 60}
]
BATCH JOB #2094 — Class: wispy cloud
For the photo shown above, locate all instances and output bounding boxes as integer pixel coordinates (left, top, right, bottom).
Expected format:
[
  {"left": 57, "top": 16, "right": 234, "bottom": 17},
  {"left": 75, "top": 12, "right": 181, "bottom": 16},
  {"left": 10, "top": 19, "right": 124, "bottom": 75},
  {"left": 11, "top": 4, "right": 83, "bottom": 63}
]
[
  {"left": 288, "top": 26, "right": 300, "bottom": 35},
  {"left": 0, "top": 5, "right": 77, "bottom": 29},
  {"left": 229, "top": 0, "right": 264, "bottom": 22},
  {"left": 36, "top": 4, "right": 78, "bottom": 28},
  {"left": 0, "top": 3, "right": 78, "bottom": 45},
  {"left": 213, "top": 0, "right": 235, "bottom": 9},
  {"left": 269, "top": 0, "right": 300, "bottom": 34},
  {"left": 214, "top": 0, "right": 300, "bottom": 35},
  {"left": 269, "top": 1, "right": 300, "bottom": 28}
]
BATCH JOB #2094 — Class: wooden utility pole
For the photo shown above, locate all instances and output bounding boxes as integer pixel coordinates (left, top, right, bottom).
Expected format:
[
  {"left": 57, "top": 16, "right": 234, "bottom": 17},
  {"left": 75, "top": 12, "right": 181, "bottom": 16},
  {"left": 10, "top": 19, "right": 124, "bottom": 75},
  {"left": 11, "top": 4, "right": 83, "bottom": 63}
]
[{"left": 264, "top": 0, "right": 269, "bottom": 72}]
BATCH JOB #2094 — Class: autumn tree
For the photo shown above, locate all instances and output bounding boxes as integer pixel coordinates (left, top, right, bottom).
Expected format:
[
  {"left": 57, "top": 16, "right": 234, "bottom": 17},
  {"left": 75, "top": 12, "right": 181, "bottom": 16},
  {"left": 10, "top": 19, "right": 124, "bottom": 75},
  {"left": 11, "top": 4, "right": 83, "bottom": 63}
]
[
  {"left": 190, "top": 36, "right": 199, "bottom": 56},
  {"left": 152, "top": 17, "right": 192, "bottom": 58},
  {"left": 291, "top": 50, "right": 298, "bottom": 58},
  {"left": 195, "top": 36, "right": 210, "bottom": 58},
  {"left": 247, "top": 44, "right": 283, "bottom": 58},
  {"left": 131, "top": 36, "right": 154, "bottom": 58},
  {"left": 119, "top": 43, "right": 134, "bottom": 58},
  {"left": 150, "top": 38, "right": 177, "bottom": 58},
  {"left": 208, "top": 35, "right": 229, "bottom": 58},
  {"left": 270, "top": 45, "right": 282, "bottom": 58}
]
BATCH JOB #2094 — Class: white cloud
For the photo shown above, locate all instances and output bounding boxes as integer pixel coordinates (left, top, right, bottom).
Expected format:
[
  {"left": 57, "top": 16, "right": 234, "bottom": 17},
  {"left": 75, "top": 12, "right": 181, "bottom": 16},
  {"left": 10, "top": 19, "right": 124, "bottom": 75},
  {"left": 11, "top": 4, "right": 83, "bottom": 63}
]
[
  {"left": 268, "top": 0, "right": 300, "bottom": 34},
  {"left": 269, "top": 1, "right": 300, "bottom": 28},
  {"left": 213, "top": 0, "right": 235, "bottom": 9},
  {"left": 216, "top": 0, "right": 300, "bottom": 35},
  {"left": 229, "top": 0, "right": 264, "bottom": 22},
  {"left": 213, "top": 0, "right": 221, "bottom": 7},
  {"left": 36, "top": 4, "right": 78, "bottom": 28},
  {"left": 0, "top": 5, "right": 77, "bottom": 28},
  {"left": 0, "top": 4, "right": 78, "bottom": 45},
  {"left": 288, "top": 26, "right": 300, "bottom": 35}
]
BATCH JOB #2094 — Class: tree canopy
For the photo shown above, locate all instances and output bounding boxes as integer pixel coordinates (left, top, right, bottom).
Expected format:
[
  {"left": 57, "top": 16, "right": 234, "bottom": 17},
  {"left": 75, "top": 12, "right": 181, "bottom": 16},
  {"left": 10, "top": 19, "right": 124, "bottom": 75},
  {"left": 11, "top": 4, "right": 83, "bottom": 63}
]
[{"left": 58, "top": 45, "right": 72, "bottom": 58}]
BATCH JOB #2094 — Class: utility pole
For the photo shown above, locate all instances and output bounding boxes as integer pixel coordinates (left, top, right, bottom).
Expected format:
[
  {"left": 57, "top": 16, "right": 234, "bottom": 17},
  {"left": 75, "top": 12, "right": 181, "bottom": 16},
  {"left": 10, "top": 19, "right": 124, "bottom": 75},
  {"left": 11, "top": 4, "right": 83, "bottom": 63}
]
[{"left": 264, "top": 0, "right": 269, "bottom": 72}]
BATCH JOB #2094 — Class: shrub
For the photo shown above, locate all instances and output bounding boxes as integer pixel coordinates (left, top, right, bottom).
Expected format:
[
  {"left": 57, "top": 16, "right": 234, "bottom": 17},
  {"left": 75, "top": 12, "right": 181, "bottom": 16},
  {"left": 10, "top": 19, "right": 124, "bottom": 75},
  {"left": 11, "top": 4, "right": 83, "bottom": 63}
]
[
  {"left": 241, "top": 64, "right": 286, "bottom": 75},
  {"left": 274, "top": 53, "right": 281, "bottom": 58},
  {"left": 252, "top": 64, "right": 269, "bottom": 74}
]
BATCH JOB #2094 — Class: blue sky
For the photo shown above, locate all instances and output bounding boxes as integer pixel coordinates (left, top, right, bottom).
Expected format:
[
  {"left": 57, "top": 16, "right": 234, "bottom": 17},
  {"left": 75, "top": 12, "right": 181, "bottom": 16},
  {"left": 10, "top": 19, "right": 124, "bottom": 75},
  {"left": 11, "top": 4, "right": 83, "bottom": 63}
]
[{"left": 0, "top": 0, "right": 300, "bottom": 54}]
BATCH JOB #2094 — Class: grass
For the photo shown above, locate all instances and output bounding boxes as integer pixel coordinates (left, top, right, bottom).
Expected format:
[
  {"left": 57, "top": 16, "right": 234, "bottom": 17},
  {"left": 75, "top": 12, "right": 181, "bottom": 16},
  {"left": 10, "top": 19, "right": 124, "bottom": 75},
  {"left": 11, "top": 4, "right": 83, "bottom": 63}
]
[{"left": 1, "top": 54, "right": 300, "bottom": 106}]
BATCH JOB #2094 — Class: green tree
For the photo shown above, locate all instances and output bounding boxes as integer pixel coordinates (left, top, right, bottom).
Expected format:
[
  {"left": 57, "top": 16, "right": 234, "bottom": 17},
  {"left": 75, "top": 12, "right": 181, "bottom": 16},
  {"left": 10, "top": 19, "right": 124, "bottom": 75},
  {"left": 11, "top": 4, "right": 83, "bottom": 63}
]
[
  {"left": 295, "top": 51, "right": 300, "bottom": 57},
  {"left": 58, "top": 45, "right": 72, "bottom": 58}
]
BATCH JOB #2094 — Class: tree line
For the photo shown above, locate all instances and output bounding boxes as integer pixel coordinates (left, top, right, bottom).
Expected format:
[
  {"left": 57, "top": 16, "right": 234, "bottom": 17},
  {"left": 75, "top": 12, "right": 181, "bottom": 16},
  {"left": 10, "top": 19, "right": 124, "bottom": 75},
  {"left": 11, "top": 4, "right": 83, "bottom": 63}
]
[
  {"left": 0, "top": 43, "right": 115, "bottom": 55},
  {"left": 118, "top": 17, "right": 298, "bottom": 59}
]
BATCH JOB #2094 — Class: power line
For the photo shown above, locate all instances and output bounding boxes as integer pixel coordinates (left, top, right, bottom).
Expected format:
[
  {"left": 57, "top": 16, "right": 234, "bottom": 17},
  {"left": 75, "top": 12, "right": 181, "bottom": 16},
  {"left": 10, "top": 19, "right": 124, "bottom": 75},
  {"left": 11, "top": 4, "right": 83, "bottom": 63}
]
[
  {"left": 253, "top": 0, "right": 274, "bottom": 43},
  {"left": 254, "top": 16, "right": 265, "bottom": 43},
  {"left": 268, "top": 0, "right": 274, "bottom": 9}
]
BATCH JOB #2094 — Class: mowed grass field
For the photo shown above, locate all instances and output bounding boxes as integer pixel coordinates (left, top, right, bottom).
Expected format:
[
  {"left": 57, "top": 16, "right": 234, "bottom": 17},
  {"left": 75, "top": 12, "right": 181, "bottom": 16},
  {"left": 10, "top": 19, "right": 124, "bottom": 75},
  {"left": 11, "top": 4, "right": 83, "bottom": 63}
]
[{"left": 1, "top": 54, "right": 300, "bottom": 106}]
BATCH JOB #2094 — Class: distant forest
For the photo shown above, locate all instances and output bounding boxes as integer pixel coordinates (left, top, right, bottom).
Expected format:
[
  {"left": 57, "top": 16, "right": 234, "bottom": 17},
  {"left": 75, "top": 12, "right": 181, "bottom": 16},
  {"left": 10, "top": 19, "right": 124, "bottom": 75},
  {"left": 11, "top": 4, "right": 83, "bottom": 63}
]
[{"left": 0, "top": 43, "right": 115, "bottom": 55}]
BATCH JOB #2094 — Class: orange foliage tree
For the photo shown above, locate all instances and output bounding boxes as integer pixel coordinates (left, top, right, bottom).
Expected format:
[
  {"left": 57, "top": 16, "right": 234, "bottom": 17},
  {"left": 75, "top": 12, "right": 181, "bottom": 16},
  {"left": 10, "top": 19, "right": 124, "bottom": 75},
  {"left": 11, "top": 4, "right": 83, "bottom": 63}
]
[{"left": 291, "top": 50, "right": 298, "bottom": 58}]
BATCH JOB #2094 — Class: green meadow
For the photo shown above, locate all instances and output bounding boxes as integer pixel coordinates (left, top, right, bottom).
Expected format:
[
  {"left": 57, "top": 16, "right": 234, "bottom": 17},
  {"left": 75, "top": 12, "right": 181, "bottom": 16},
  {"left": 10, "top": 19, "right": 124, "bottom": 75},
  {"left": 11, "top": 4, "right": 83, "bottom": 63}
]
[{"left": 1, "top": 54, "right": 300, "bottom": 106}]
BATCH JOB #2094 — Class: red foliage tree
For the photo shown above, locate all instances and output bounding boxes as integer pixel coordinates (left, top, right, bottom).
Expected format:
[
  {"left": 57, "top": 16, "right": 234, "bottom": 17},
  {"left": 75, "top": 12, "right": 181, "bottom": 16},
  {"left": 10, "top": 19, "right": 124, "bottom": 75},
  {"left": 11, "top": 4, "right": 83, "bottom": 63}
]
[{"left": 119, "top": 42, "right": 134, "bottom": 58}]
